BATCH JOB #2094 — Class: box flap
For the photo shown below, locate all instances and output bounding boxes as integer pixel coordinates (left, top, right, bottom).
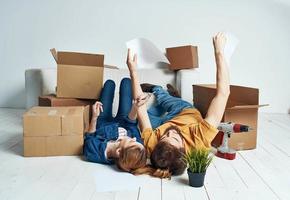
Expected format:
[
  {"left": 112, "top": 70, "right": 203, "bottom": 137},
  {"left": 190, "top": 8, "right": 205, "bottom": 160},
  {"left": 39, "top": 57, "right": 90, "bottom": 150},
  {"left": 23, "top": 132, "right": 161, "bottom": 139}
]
[
  {"left": 50, "top": 48, "right": 58, "bottom": 63},
  {"left": 51, "top": 49, "right": 104, "bottom": 67},
  {"left": 227, "top": 104, "right": 269, "bottom": 110},
  {"left": 193, "top": 84, "right": 260, "bottom": 106}
]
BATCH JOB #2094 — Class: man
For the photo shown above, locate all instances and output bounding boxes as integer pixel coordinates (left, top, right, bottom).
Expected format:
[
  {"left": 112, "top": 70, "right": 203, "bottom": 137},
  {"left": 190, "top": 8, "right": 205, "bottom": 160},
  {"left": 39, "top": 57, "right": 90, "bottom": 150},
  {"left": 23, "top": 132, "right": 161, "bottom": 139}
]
[{"left": 127, "top": 32, "right": 230, "bottom": 178}]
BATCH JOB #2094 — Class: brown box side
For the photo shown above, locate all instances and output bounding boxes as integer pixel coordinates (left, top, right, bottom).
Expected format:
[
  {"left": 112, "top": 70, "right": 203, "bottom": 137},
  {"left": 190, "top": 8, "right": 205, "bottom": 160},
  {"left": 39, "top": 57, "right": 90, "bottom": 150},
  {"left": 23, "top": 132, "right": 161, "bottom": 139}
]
[
  {"left": 23, "top": 115, "right": 61, "bottom": 137},
  {"left": 46, "top": 135, "right": 83, "bottom": 156},
  {"left": 23, "top": 135, "right": 83, "bottom": 157},
  {"left": 192, "top": 85, "right": 216, "bottom": 117},
  {"left": 57, "top": 51, "right": 104, "bottom": 67},
  {"left": 166, "top": 45, "right": 198, "bottom": 70},
  {"left": 57, "top": 64, "right": 103, "bottom": 99},
  {"left": 61, "top": 107, "right": 84, "bottom": 136},
  {"left": 23, "top": 137, "right": 46, "bottom": 157},
  {"left": 224, "top": 108, "right": 258, "bottom": 150}
]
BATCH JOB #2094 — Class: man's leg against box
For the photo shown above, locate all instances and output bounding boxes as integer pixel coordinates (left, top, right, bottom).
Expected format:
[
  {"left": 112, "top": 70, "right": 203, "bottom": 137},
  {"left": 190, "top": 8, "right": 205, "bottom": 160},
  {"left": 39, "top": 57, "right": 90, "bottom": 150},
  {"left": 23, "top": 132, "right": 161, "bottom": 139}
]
[
  {"left": 147, "top": 104, "right": 165, "bottom": 128},
  {"left": 97, "top": 80, "right": 115, "bottom": 128},
  {"left": 152, "top": 86, "right": 193, "bottom": 123}
]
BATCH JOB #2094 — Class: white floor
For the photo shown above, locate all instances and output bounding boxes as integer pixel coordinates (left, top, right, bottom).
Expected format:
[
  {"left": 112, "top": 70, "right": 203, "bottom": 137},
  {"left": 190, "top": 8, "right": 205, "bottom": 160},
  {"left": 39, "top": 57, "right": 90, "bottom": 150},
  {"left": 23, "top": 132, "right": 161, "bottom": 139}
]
[{"left": 0, "top": 108, "right": 289, "bottom": 200}]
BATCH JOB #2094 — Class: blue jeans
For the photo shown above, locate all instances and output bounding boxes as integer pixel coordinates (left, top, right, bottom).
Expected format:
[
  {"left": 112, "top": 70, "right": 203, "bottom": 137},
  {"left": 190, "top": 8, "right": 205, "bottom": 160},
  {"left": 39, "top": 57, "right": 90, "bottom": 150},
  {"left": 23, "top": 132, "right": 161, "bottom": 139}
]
[
  {"left": 97, "top": 78, "right": 133, "bottom": 128},
  {"left": 148, "top": 86, "right": 193, "bottom": 128}
]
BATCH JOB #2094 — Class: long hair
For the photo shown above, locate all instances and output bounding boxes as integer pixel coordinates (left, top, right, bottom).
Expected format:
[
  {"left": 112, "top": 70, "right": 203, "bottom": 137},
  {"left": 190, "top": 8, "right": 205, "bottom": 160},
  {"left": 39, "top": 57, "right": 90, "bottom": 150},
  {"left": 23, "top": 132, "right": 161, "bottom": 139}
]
[
  {"left": 114, "top": 144, "right": 173, "bottom": 179},
  {"left": 114, "top": 145, "right": 147, "bottom": 173}
]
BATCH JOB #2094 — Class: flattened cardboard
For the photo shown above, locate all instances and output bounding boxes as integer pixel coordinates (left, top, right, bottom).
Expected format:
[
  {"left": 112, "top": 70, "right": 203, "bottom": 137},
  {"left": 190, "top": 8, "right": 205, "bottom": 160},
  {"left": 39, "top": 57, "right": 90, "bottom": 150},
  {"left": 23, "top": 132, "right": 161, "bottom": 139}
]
[
  {"left": 24, "top": 135, "right": 83, "bottom": 157},
  {"left": 166, "top": 45, "right": 199, "bottom": 70},
  {"left": 192, "top": 84, "right": 267, "bottom": 150}
]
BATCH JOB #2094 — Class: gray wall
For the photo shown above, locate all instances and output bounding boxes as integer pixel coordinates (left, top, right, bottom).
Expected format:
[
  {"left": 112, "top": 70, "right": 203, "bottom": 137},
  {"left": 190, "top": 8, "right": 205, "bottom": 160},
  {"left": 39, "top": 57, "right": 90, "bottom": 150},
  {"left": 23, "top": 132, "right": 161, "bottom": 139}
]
[{"left": 1, "top": 0, "right": 290, "bottom": 113}]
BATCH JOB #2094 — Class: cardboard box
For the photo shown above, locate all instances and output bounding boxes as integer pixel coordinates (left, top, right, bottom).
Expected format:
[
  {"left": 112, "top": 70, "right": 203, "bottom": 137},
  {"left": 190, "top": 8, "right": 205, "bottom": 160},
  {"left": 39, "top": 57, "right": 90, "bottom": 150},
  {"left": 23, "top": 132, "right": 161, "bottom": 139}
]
[
  {"left": 23, "top": 106, "right": 89, "bottom": 156},
  {"left": 50, "top": 48, "right": 117, "bottom": 99},
  {"left": 166, "top": 45, "right": 198, "bottom": 70},
  {"left": 38, "top": 94, "right": 94, "bottom": 120},
  {"left": 39, "top": 95, "right": 94, "bottom": 107},
  {"left": 192, "top": 84, "right": 267, "bottom": 150}
]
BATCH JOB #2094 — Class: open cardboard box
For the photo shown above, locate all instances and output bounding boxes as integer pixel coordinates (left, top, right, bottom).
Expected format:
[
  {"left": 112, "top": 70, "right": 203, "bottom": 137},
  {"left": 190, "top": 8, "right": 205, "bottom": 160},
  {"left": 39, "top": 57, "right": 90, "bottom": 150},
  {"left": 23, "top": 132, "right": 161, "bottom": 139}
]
[
  {"left": 23, "top": 106, "right": 89, "bottom": 156},
  {"left": 193, "top": 84, "right": 268, "bottom": 150},
  {"left": 50, "top": 48, "right": 117, "bottom": 99}
]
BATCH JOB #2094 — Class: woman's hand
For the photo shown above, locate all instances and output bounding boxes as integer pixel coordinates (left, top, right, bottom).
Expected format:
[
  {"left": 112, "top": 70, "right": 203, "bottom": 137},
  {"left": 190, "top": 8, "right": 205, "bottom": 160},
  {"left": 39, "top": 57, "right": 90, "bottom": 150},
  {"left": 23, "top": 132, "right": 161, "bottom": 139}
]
[
  {"left": 92, "top": 101, "right": 103, "bottom": 119},
  {"left": 126, "top": 48, "right": 137, "bottom": 73},
  {"left": 133, "top": 93, "right": 151, "bottom": 108},
  {"left": 213, "top": 32, "right": 226, "bottom": 54}
]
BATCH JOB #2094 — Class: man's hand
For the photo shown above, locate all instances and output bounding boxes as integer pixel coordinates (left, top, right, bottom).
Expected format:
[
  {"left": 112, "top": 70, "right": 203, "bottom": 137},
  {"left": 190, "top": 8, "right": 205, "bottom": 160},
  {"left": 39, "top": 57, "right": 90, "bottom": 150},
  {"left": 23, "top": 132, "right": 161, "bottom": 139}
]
[
  {"left": 92, "top": 101, "right": 103, "bottom": 119},
  {"left": 213, "top": 32, "right": 226, "bottom": 54},
  {"left": 126, "top": 48, "right": 137, "bottom": 73}
]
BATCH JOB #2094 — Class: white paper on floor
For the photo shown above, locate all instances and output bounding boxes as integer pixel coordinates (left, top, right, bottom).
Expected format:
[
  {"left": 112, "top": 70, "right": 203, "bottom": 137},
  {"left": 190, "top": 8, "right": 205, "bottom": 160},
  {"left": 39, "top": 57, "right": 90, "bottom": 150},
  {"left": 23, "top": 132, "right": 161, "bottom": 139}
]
[
  {"left": 94, "top": 166, "right": 144, "bottom": 192},
  {"left": 224, "top": 32, "right": 239, "bottom": 65},
  {"left": 126, "top": 38, "right": 170, "bottom": 68}
]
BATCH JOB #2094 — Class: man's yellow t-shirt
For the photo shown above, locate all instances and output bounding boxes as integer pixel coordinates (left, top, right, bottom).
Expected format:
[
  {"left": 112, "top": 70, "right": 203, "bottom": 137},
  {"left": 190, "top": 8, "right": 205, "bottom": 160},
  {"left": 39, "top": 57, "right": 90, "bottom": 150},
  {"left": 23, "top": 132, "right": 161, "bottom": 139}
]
[{"left": 142, "top": 108, "right": 218, "bottom": 155}]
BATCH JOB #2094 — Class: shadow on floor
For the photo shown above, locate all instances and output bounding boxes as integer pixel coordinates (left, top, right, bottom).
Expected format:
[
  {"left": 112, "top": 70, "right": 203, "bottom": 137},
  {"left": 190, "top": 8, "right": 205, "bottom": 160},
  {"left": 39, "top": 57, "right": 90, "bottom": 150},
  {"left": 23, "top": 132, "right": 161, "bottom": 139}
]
[
  {"left": 175, "top": 176, "right": 188, "bottom": 185},
  {"left": 2, "top": 135, "right": 23, "bottom": 156}
]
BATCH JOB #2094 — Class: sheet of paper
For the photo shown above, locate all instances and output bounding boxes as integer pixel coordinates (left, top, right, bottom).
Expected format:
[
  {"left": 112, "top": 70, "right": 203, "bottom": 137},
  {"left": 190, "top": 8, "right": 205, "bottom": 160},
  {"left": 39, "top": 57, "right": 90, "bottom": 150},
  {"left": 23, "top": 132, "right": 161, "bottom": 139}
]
[
  {"left": 94, "top": 167, "right": 142, "bottom": 192},
  {"left": 224, "top": 32, "right": 239, "bottom": 65},
  {"left": 126, "top": 38, "right": 170, "bottom": 68}
]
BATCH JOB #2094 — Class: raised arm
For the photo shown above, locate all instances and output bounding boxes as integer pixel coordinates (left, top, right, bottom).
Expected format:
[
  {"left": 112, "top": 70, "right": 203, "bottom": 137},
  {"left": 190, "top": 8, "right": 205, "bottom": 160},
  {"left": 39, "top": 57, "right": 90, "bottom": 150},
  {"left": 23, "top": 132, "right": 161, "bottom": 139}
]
[
  {"left": 87, "top": 101, "right": 103, "bottom": 133},
  {"left": 126, "top": 49, "right": 152, "bottom": 131},
  {"left": 204, "top": 32, "right": 230, "bottom": 128}
]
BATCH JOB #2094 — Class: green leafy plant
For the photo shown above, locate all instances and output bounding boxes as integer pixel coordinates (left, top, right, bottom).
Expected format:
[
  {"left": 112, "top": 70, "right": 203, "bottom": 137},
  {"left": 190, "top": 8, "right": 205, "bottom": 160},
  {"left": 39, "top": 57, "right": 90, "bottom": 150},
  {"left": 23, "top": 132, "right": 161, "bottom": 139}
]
[{"left": 183, "top": 148, "right": 213, "bottom": 173}]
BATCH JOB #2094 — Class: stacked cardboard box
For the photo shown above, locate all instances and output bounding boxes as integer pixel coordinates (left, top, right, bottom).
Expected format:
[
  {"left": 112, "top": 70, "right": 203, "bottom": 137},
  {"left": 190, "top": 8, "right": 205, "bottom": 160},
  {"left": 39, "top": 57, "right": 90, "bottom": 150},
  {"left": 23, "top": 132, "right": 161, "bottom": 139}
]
[
  {"left": 23, "top": 49, "right": 119, "bottom": 157},
  {"left": 192, "top": 84, "right": 267, "bottom": 150},
  {"left": 23, "top": 106, "right": 89, "bottom": 157},
  {"left": 166, "top": 45, "right": 199, "bottom": 70}
]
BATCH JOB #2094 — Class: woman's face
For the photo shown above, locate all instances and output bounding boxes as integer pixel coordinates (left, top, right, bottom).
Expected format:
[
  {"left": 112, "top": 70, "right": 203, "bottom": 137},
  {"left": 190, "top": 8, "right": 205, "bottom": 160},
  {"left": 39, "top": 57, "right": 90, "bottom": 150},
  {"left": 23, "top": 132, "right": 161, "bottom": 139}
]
[
  {"left": 160, "top": 128, "right": 183, "bottom": 149},
  {"left": 117, "top": 136, "right": 144, "bottom": 150}
]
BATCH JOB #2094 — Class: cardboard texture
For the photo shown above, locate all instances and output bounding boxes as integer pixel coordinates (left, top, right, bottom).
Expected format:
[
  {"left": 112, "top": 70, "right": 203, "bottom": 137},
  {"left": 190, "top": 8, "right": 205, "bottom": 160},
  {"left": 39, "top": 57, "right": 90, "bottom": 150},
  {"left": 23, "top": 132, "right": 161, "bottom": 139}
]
[
  {"left": 192, "top": 84, "right": 267, "bottom": 150},
  {"left": 23, "top": 106, "right": 89, "bottom": 156},
  {"left": 166, "top": 45, "right": 199, "bottom": 70},
  {"left": 24, "top": 135, "right": 83, "bottom": 157},
  {"left": 39, "top": 95, "right": 94, "bottom": 107},
  {"left": 51, "top": 48, "right": 118, "bottom": 99},
  {"left": 38, "top": 95, "right": 94, "bottom": 120}
]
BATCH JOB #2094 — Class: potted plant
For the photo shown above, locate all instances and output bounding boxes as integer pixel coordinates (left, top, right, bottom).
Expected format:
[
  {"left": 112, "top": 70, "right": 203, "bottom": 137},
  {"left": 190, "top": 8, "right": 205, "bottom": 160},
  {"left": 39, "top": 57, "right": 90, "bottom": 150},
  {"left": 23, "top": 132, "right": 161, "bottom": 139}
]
[{"left": 183, "top": 148, "right": 213, "bottom": 187}]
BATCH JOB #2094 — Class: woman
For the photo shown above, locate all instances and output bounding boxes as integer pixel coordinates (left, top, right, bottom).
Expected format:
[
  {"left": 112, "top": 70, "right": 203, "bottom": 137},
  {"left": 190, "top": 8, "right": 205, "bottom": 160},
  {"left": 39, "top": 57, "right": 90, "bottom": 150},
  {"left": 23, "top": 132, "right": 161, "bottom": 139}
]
[{"left": 83, "top": 78, "right": 149, "bottom": 173}]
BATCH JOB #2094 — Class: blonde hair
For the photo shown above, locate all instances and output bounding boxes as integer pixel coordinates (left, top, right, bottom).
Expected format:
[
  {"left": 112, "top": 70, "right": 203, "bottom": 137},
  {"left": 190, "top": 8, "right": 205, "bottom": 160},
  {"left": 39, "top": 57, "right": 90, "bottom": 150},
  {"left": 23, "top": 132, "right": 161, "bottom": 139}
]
[
  {"left": 114, "top": 145, "right": 147, "bottom": 172},
  {"left": 114, "top": 145, "right": 172, "bottom": 179}
]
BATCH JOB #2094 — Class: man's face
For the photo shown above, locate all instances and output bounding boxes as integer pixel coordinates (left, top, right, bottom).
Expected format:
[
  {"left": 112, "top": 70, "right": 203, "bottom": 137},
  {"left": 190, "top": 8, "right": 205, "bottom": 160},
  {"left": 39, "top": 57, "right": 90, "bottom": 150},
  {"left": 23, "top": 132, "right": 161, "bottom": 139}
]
[
  {"left": 160, "top": 128, "right": 183, "bottom": 149},
  {"left": 117, "top": 136, "right": 144, "bottom": 151}
]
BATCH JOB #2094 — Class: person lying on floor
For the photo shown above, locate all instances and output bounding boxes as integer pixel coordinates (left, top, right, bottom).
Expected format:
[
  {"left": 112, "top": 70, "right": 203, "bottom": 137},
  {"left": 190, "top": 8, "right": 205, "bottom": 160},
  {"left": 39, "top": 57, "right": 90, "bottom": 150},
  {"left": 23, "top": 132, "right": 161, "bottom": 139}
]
[
  {"left": 83, "top": 78, "right": 149, "bottom": 173},
  {"left": 127, "top": 32, "right": 230, "bottom": 178}
]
